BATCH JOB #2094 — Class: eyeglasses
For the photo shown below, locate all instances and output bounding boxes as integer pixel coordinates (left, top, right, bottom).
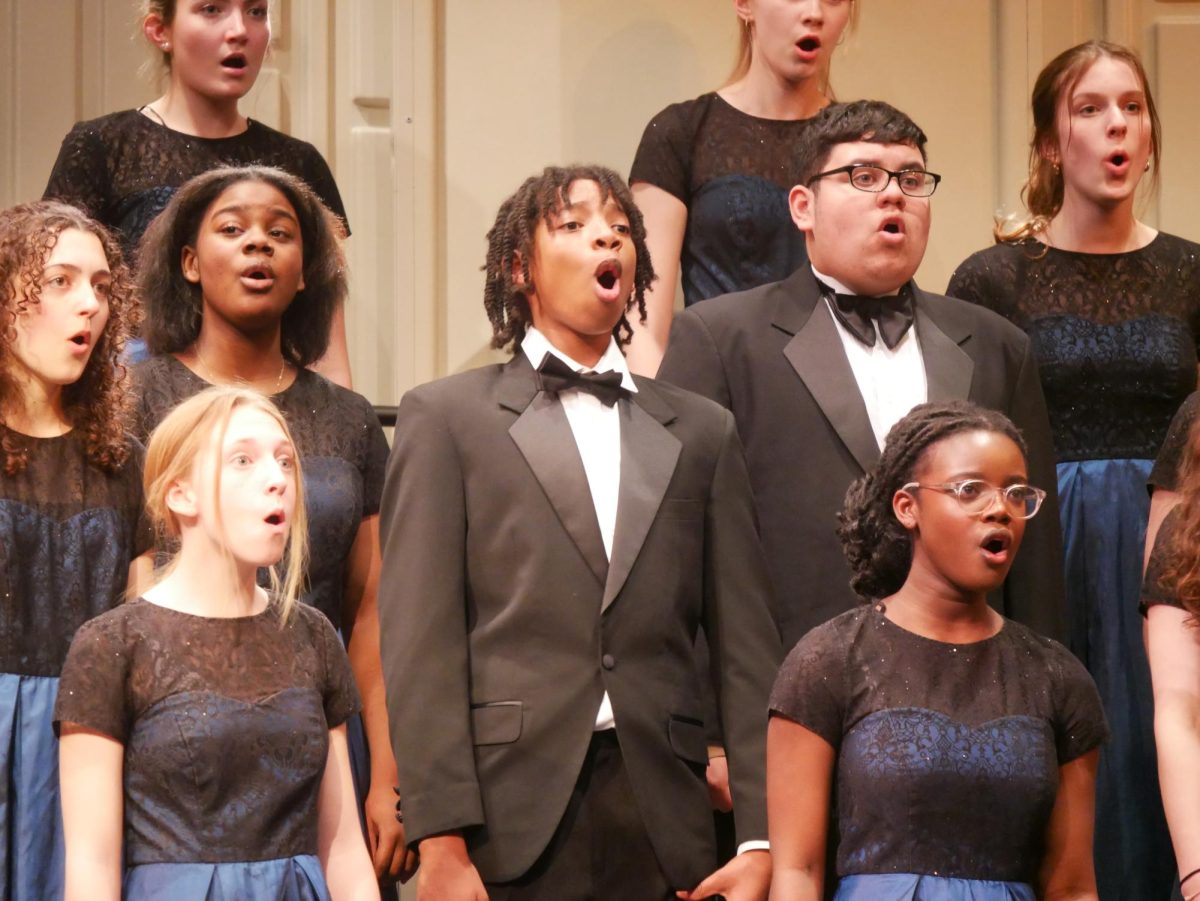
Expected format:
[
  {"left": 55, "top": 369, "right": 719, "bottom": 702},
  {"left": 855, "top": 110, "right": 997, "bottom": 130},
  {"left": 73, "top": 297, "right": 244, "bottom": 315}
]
[
  {"left": 807, "top": 165, "right": 942, "bottom": 198},
  {"left": 901, "top": 479, "right": 1046, "bottom": 519}
]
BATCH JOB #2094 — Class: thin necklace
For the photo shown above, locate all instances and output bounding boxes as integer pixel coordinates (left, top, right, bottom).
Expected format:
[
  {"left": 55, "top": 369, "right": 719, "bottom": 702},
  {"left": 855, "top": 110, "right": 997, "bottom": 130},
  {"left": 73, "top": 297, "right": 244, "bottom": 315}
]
[
  {"left": 192, "top": 344, "right": 286, "bottom": 394},
  {"left": 141, "top": 103, "right": 168, "bottom": 127}
]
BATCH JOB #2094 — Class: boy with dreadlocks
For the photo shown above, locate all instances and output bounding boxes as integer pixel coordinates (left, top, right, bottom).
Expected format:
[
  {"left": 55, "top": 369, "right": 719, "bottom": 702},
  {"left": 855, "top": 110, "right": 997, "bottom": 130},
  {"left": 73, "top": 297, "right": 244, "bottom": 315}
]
[{"left": 378, "top": 165, "right": 780, "bottom": 900}]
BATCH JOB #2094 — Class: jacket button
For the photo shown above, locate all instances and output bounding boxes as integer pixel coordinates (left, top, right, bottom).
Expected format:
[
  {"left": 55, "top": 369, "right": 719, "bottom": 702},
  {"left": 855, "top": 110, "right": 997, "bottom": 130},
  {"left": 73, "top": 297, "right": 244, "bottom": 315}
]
[{"left": 601, "top": 654, "right": 615, "bottom": 670}]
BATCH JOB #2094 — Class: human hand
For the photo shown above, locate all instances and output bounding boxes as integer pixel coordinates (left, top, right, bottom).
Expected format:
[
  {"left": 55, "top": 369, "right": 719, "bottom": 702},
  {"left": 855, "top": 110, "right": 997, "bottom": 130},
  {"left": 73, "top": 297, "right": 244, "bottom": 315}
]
[
  {"left": 364, "top": 783, "right": 418, "bottom": 882},
  {"left": 707, "top": 754, "right": 733, "bottom": 813},
  {"left": 676, "top": 849, "right": 770, "bottom": 901},
  {"left": 416, "top": 834, "right": 488, "bottom": 901}
]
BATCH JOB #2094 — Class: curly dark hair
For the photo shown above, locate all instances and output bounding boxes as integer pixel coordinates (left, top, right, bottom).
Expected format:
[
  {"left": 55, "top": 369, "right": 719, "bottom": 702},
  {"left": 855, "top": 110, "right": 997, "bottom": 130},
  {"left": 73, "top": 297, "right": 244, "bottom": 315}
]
[
  {"left": 795, "top": 99, "right": 929, "bottom": 188},
  {"left": 0, "top": 201, "right": 137, "bottom": 475},
  {"left": 482, "top": 165, "right": 654, "bottom": 352},
  {"left": 1161, "top": 415, "right": 1200, "bottom": 624},
  {"left": 837, "top": 401, "right": 1028, "bottom": 600},
  {"left": 137, "top": 165, "right": 347, "bottom": 368}
]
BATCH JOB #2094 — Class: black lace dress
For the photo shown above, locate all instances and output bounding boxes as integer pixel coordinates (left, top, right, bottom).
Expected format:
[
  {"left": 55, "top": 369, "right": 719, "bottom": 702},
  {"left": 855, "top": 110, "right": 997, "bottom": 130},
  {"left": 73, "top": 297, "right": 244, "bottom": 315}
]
[
  {"left": 54, "top": 599, "right": 360, "bottom": 899},
  {"left": 132, "top": 356, "right": 388, "bottom": 631},
  {"left": 1149, "top": 390, "right": 1200, "bottom": 492},
  {"left": 948, "top": 233, "right": 1200, "bottom": 899},
  {"left": 43, "top": 110, "right": 350, "bottom": 265},
  {"left": 0, "top": 427, "right": 152, "bottom": 901},
  {"left": 770, "top": 607, "right": 1107, "bottom": 900},
  {"left": 630, "top": 92, "right": 813, "bottom": 306}
]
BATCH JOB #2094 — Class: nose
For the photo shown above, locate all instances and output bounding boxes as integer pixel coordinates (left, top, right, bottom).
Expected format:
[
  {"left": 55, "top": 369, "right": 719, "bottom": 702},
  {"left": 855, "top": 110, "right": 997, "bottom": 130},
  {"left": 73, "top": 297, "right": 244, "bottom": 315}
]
[
  {"left": 1106, "top": 104, "right": 1128, "bottom": 136},
  {"left": 877, "top": 173, "right": 907, "bottom": 205},
  {"left": 226, "top": 7, "right": 248, "bottom": 41},
  {"left": 264, "top": 459, "right": 289, "bottom": 494},
  {"left": 980, "top": 489, "right": 1012, "bottom": 522},
  {"left": 243, "top": 229, "right": 274, "bottom": 255},
  {"left": 593, "top": 222, "right": 622, "bottom": 250},
  {"left": 77, "top": 282, "right": 104, "bottom": 316},
  {"left": 799, "top": 0, "right": 825, "bottom": 24}
]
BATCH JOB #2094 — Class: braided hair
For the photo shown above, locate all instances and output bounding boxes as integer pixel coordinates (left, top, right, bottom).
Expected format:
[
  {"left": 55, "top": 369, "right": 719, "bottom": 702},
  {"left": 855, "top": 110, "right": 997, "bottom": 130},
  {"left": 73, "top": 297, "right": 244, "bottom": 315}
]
[
  {"left": 482, "top": 165, "right": 654, "bottom": 352},
  {"left": 838, "top": 401, "right": 1028, "bottom": 600}
]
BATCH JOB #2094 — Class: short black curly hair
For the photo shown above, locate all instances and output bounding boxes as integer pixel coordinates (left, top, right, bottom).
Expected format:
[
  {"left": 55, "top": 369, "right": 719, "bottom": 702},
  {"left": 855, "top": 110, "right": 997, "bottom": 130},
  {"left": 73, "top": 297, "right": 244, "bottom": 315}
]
[
  {"left": 795, "top": 99, "right": 929, "bottom": 188},
  {"left": 837, "top": 401, "right": 1028, "bottom": 600},
  {"left": 482, "top": 165, "right": 654, "bottom": 352},
  {"left": 136, "top": 165, "right": 347, "bottom": 368}
]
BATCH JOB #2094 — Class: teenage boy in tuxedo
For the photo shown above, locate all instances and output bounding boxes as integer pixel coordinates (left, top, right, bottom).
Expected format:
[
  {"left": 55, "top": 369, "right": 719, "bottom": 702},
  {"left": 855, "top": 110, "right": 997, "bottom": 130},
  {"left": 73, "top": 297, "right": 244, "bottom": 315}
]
[
  {"left": 379, "top": 165, "right": 781, "bottom": 901},
  {"left": 658, "top": 100, "right": 1064, "bottom": 652}
]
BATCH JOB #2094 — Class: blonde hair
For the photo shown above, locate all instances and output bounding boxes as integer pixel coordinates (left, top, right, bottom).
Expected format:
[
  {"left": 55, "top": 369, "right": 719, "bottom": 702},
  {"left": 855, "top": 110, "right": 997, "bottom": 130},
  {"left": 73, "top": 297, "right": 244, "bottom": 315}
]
[
  {"left": 725, "top": 0, "right": 859, "bottom": 95},
  {"left": 143, "top": 386, "right": 308, "bottom": 622},
  {"left": 996, "top": 40, "right": 1162, "bottom": 244}
]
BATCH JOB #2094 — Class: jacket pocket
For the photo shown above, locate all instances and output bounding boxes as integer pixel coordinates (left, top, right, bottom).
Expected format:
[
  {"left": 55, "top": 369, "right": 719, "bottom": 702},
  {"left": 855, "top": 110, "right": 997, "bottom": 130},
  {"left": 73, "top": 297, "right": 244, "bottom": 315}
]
[
  {"left": 470, "top": 701, "right": 523, "bottom": 746},
  {"left": 668, "top": 715, "right": 709, "bottom": 765}
]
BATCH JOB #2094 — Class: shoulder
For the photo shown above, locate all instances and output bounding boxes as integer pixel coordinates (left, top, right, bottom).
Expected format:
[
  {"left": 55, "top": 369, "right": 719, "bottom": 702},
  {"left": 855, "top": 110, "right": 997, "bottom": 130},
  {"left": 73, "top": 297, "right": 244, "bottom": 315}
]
[
  {"left": 402, "top": 364, "right": 509, "bottom": 407},
  {"left": 682, "top": 278, "right": 792, "bottom": 335},
  {"left": 70, "top": 599, "right": 150, "bottom": 647},
  {"left": 291, "top": 369, "right": 377, "bottom": 422},
  {"left": 1150, "top": 232, "right": 1200, "bottom": 267},
  {"left": 782, "top": 607, "right": 872, "bottom": 663},
  {"left": 285, "top": 600, "right": 340, "bottom": 642},
  {"left": 245, "top": 119, "right": 321, "bottom": 155},
  {"left": 1000, "top": 619, "right": 1091, "bottom": 679},
  {"left": 918, "top": 286, "right": 1030, "bottom": 347},
  {"left": 59, "top": 109, "right": 145, "bottom": 142},
  {"left": 635, "top": 375, "right": 731, "bottom": 421},
  {"left": 641, "top": 92, "right": 718, "bottom": 134}
]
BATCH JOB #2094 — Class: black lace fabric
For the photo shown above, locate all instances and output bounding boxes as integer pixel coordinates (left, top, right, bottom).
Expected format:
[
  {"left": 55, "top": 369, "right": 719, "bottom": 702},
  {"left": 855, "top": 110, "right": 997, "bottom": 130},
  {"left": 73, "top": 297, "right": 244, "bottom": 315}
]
[
  {"left": 132, "top": 357, "right": 388, "bottom": 630},
  {"left": 1150, "top": 391, "right": 1199, "bottom": 492},
  {"left": 42, "top": 110, "right": 349, "bottom": 263},
  {"left": 630, "top": 93, "right": 812, "bottom": 305},
  {"left": 948, "top": 234, "right": 1200, "bottom": 462},
  {"left": 1141, "top": 505, "right": 1186, "bottom": 616},
  {"left": 0, "top": 426, "right": 152, "bottom": 676},
  {"left": 54, "top": 600, "right": 360, "bottom": 863},
  {"left": 769, "top": 607, "right": 1107, "bottom": 882}
]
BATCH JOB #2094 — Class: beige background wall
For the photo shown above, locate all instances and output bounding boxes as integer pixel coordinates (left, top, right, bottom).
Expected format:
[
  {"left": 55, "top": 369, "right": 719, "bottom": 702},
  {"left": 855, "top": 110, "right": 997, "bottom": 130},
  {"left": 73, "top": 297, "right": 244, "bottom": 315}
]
[{"left": 2, "top": 0, "right": 1198, "bottom": 409}]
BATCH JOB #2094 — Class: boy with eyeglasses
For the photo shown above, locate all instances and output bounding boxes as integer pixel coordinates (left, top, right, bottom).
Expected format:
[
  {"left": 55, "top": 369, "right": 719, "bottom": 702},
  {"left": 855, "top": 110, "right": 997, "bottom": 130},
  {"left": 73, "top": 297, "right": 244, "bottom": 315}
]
[{"left": 658, "top": 99, "right": 1065, "bottom": 653}]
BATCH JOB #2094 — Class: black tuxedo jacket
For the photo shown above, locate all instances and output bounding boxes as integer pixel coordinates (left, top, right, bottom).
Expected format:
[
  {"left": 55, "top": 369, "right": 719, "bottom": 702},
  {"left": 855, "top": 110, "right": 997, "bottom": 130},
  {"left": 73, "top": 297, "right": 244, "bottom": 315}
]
[
  {"left": 378, "top": 354, "right": 781, "bottom": 886},
  {"left": 658, "top": 266, "right": 1066, "bottom": 650}
]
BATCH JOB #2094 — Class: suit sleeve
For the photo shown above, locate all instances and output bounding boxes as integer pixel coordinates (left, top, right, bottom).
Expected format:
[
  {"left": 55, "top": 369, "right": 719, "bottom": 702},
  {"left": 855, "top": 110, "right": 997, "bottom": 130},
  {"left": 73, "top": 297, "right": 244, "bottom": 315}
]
[
  {"left": 703, "top": 409, "right": 783, "bottom": 844},
  {"left": 657, "top": 307, "right": 734, "bottom": 411},
  {"left": 1003, "top": 340, "right": 1067, "bottom": 642},
  {"left": 378, "top": 387, "right": 484, "bottom": 844}
]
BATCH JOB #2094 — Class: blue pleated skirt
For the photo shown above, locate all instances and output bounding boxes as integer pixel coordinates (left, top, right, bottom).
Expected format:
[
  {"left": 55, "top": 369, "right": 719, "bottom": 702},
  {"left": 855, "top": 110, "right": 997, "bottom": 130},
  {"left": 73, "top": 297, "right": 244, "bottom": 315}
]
[
  {"left": 1057, "top": 458, "right": 1174, "bottom": 900},
  {"left": 0, "top": 673, "right": 64, "bottom": 901},
  {"left": 835, "top": 874, "right": 1034, "bottom": 900},
  {"left": 124, "top": 855, "right": 329, "bottom": 900}
]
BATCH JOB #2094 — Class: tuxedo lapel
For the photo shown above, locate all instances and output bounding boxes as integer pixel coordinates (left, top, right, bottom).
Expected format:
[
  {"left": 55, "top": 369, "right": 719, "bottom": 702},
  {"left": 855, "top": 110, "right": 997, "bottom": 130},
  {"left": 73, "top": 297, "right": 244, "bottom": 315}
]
[
  {"left": 914, "top": 291, "right": 974, "bottom": 402},
  {"left": 774, "top": 271, "right": 879, "bottom": 473},
  {"left": 504, "top": 361, "right": 609, "bottom": 588},
  {"left": 601, "top": 388, "right": 681, "bottom": 614}
]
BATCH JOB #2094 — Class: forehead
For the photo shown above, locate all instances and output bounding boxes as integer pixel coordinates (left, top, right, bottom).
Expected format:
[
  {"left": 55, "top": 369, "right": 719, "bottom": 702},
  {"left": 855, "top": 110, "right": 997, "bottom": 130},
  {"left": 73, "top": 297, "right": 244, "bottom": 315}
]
[
  {"left": 221, "top": 404, "right": 289, "bottom": 445},
  {"left": 823, "top": 140, "right": 926, "bottom": 169},
  {"left": 1067, "top": 56, "right": 1144, "bottom": 98},
  {"left": 44, "top": 228, "right": 109, "bottom": 271},
  {"left": 918, "top": 430, "right": 1026, "bottom": 477},
  {"left": 554, "top": 179, "right": 626, "bottom": 215},
  {"left": 205, "top": 180, "right": 298, "bottom": 219}
]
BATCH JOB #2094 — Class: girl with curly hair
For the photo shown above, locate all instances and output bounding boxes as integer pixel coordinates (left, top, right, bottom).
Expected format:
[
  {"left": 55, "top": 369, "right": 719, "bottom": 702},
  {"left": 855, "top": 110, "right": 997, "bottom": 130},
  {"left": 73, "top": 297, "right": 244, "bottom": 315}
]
[
  {"left": 0, "top": 201, "right": 154, "bottom": 901},
  {"left": 768, "top": 401, "right": 1105, "bottom": 901},
  {"left": 1141, "top": 411, "right": 1200, "bottom": 901},
  {"left": 56, "top": 386, "right": 379, "bottom": 900},
  {"left": 130, "top": 165, "right": 411, "bottom": 889}
]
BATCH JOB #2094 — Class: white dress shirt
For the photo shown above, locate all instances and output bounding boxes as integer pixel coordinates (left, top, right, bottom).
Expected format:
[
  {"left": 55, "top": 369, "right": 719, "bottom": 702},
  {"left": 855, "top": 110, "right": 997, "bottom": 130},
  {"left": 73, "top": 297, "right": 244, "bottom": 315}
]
[
  {"left": 521, "top": 328, "right": 636, "bottom": 732},
  {"left": 813, "top": 265, "right": 928, "bottom": 450}
]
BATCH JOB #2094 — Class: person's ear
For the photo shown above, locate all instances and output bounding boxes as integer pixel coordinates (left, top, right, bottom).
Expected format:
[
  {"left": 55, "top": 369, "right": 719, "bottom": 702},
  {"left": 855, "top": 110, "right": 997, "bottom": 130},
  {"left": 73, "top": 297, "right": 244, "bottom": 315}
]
[
  {"left": 182, "top": 245, "right": 201, "bottom": 285},
  {"left": 789, "top": 184, "right": 816, "bottom": 234},
  {"left": 166, "top": 478, "right": 198, "bottom": 521},
  {"left": 510, "top": 251, "right": 529, "bottom": 291},
  {"left": 143, "top": 14, "right": 171, "bottom": 53},
  {"left": 733, "top": 0, "right": 754, "bottom": 25},
  {"left": 893, "top": 485, "right": 919, "bottom": 531}
]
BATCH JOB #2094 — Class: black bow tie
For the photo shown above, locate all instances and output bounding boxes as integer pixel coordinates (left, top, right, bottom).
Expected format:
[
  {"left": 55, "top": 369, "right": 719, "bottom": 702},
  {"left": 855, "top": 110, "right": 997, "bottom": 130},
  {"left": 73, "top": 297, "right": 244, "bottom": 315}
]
[
  {"left": 536, "top": 353, "right": 628, "bottom": 407},
  {"left": 827, "top": 285, "right": 915, "bottom": 350}
]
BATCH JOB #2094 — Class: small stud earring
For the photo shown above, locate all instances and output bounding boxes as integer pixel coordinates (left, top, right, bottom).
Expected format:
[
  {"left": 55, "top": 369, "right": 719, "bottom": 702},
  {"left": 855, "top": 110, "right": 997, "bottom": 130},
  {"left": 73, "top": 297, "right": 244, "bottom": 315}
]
[
  {"left": 1145, "top": 161, "right": 1151, "bottom": 172},
  {"left": 161, "top": 42, "right": 170, "bottom": 51}
]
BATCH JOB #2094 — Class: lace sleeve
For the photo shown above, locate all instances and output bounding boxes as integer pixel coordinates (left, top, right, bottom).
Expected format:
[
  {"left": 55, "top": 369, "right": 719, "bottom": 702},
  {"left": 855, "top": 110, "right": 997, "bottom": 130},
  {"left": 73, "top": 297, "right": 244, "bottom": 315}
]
[
  {"left": 629, "top": 99, "right": 697, "bottom": 203},
  {"left": 361, "top": 406, "right": 388, "bottom": 518},
  {"left": 767, "top": 619, "right": 846, "bottom": 748},
  {"left": 1141, "top": 507, "right": 1185, "bottom": 616},
  {"left": 42, "top": 121, "right": 111, "bottom": 222},
  {"left": 1050, "top": 641, "right": 1108, "bottom": 763},
  {"left": 53, "top": 612, "right": 133, "bottom": 742},
  {"left": 311, "top": 609, "right": 361, "bottom": 728},
  {"left": 296, "top": 141, "right": 351, "bottom": 237},
  {"left": 946, "top": 245, "right": 1026, "bottom": 321},
  {"left": 1150, "top": 393, "right": 1199, "bottom": 492}
]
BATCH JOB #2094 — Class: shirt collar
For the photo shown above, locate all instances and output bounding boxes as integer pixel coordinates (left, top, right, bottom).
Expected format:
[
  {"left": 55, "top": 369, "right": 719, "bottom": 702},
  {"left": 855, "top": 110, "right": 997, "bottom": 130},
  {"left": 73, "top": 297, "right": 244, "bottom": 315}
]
[
  {"left": 810, "top": 264, "right": 901, "bottom": 298},
  {"left": 521, "top": 327, "right": 638, "bottom": 394}
]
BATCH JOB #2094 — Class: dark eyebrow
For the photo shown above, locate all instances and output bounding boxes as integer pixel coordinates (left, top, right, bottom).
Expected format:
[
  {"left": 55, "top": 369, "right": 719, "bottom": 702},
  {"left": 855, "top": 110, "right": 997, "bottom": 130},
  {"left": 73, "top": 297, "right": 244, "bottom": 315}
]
[{"left": 211, "top": 204, "right": 299, "bottom": 224}]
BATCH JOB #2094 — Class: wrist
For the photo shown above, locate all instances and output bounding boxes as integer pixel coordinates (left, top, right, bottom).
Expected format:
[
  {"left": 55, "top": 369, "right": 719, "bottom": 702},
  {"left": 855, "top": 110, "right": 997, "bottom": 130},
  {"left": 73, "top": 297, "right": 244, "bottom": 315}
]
[{"left": 419, "top": 832, "right": 469, "bottom": 862}]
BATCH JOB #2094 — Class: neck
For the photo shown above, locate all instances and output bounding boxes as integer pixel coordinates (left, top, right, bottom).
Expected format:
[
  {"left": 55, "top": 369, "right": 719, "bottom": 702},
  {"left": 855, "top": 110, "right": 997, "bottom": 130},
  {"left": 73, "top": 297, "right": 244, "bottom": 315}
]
[
  {"left": 152, "top": 539, "right": 264, "bottom": 618},
  {"left": 719, "top": 61, "right": 829, "bottom": 120},
  {"left": 183, "top": 317, "right": 291, "bottom": 393},
  {"left": 1044, "top": 193, "right": 1152, "bottom": 253},
  {"left": 3, "top": 378, "right": 70, "bottom": 437},
  {"left": 883, "top": 563, "right": 999, "bottom": 644},
  {"left": 538, "top": 328, "right": 609, "bottom": 369},
  {"left": 150, "top": 83, "right": 245, "bottom": 138}
]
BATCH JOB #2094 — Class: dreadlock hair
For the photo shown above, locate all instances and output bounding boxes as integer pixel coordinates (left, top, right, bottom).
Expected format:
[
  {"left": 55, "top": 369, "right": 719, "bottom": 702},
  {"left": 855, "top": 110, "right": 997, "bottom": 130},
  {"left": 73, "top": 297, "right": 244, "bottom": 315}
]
[
  {"left": 0, "top": 201, "right": 137, "bottom": 475},
  {"left": 794, "top": 99, "right": 928, "bottom": 189},
  {"left": 137, "top": 165, "right": 347, "bottom": 368},
  {"left": 996, "top": 41, "right": 1161, "bottom": 245},
  {"left": 1160, "top": 414, "right": 1200, "bottom": 625},
  {"left": 838, "top": 401, "right": 1028, "bottom": 601},
  {"left": 482, "top": 165, "right": 654, "bottom": 353}
]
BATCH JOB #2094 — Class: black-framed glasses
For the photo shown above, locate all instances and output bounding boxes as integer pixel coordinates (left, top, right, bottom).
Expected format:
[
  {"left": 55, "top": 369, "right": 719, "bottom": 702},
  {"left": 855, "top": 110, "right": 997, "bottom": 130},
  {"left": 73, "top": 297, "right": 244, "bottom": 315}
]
[
  {"left": 807, "top": 165, "right": 942, "bottom": 197},
  {"left": 901, "top": 479, "right": 1046, "bottom": 519}
]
